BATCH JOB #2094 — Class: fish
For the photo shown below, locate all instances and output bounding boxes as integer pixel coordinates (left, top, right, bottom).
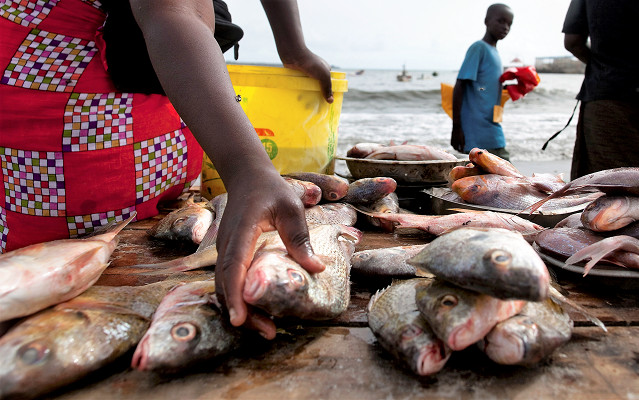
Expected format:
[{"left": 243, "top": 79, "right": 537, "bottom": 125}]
[
  {"left": 359, "top": 192, "right": 400, "bottom": 232},
  {"left": 468, "top": 148, "right": 526, "bottom": 179},
  {"left": 354, "top": 209, "right": 544, "bottom": 238},
  {"left": 478, "top": 297, "right": 573, "bottom": 366},
  {"left": 367, "top": 279, "right": 451, "bottom": 376},
  {"left": 364, "top": 144, "right": 458, "bottom": 161},
  {"left": 342, "top": 177, "right": 398, "bottom": 205},
  {"left": 243, "top": 224, "right": 362, "bottom": 320},
  {"left": 0, "top": 213, "right": 136, "bottom": 323},
  {"left": 448, "top": 163, "right": 483, "bottom": 183},
  {"left": 526, "top": 167, "right": 639, "bottom": 214},
  {"left": 283, "top": 172, "right": 350, "bottom": 202},
  {"left": 125, "top": 204, "right": 359, "bottom": 274},
  {"left": 580, "top": 195, "right": 639, "bottom": 232},
  {"left": 565, "top": 235, "right": 639, "bottom": 276},
  {"left": 283, "top": 177, "right": 323, "bottom": 207},
  {"left": 0, "top": 279, "right": 184, "bottom": 399},
  {"left": 131, "top": 278, "right": 244, "bottom": 372},
  {"left": 346, "top": 142, "right": 385, "bottom": 158},
  {"left": 415, "top": 278, "right": 526, "bottom": 351},
  {"left": 351, "top": 244, "right": 429, "bottom": 278},
  {"left": 452, "top": 174, "right": 599, "bottom": 211},
  {"left": 409, "top": 227, "right": 550, "bottom": 301},
  {"left": 554, "top": 213, "right": 583, "bottom": 228},
  {"left": 147, "top": 202, "right": 213, "bottom": 244},
  {"left": 534, "top": 227, "right": 607, "bottom": 260},
  {"left": 527, "top": 173, "right": 567, "bottom": 194}
]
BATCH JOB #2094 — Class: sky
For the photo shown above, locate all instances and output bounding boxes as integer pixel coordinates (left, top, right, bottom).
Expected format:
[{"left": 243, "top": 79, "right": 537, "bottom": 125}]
[{"left": 223, "top": 0, "right": 575, "bottom": 71}]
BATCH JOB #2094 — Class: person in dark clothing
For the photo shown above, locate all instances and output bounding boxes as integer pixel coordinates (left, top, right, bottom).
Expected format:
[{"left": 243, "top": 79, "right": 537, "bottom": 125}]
[{"left": 562, "top": 0, "right": 639, "bottom": 179}]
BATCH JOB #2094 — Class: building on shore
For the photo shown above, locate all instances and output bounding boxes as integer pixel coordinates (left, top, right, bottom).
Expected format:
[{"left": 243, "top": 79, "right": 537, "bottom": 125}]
[{"left": 534, "top": 56, "right": 586, "bottom": 74}]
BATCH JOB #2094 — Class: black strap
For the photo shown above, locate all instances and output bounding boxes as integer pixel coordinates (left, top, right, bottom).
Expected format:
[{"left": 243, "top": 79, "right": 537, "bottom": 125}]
[{"left": 541, "top": 100, "right": 580, "bottom": 151}]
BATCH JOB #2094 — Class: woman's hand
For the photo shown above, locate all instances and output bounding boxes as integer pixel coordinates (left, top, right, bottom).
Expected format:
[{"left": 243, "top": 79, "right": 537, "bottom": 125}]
[
  {"left": 214, "top": 170, "right": 325, "bottom": 339},
  {"left": 282, "top": 51, "right": 333, "bottom": 103}
]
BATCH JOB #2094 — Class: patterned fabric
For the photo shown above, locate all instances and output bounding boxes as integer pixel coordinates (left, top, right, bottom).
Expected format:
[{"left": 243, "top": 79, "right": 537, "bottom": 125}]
[{"left": 0, "top": 0, "right": 203, "bottom": 253}]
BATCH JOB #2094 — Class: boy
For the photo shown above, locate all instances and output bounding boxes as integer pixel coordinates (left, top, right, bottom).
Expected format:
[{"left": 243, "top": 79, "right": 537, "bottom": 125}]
[{"left": 451, "top": 4, "right": 514, "bottom": 160}]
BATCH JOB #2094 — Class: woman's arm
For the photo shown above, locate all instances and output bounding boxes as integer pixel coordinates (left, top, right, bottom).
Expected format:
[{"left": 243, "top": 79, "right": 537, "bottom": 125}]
[
  {"left": 260, "top": 0, "right": 333, "bottom": 103},
  {"left": 129, "top": 0, "right": 325, "bottom": 338}
]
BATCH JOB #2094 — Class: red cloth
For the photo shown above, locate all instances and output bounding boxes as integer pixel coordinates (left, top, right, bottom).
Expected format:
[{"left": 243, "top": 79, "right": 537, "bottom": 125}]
[
  {"left": 499, "top": 66, "right": 541, "bottom": 101},
  {"left": 0, "top": 0, "right": 203, "bottom": 252}
]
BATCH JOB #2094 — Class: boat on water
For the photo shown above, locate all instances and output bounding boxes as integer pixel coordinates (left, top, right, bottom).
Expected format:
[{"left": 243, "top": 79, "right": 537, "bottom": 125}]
[{"left": 396, "top": 65, "right": 412, "bottom": 82}]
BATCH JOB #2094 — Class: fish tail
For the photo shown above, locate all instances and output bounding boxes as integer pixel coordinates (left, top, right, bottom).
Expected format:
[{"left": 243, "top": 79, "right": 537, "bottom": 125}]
[{"left": 565, "top": 239, "right": 620, "bottom": 277}]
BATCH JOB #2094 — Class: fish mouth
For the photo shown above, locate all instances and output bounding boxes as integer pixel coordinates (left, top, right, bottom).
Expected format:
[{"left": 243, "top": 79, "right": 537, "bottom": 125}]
[
  {"left": 131, "top": 336, "right": 151, "bottom": 371},
  {"left": 447, "top": 318, "right": 479, "bottom": 351},
  {"left": 416, "top": 344, "right": 449, "bottom": 376},
  {"left": 485, "top": 335, "right": 525, "bottom": 365},
  {"left": 243, "top": 268, "right": 269, "bottom": 304}
]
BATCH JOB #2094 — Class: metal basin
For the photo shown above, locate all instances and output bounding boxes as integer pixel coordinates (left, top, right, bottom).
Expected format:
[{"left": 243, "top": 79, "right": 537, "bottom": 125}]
[{"left": 337, "top": 157, "right": 469, "bottom": 185}]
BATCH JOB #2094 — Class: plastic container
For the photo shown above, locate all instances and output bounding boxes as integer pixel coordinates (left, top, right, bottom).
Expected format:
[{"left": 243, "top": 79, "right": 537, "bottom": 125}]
[{"left": 201, "top": 65, "right": 348, "bottom": 199}]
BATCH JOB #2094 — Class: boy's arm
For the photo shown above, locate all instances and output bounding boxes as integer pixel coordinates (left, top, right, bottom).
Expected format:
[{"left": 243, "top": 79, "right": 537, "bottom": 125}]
[
  {"left": 260, "top": 0, "right": 333, "bottom": 102},
  {"left": 451, "top": 79, "right": 466, "bottom": 153}
]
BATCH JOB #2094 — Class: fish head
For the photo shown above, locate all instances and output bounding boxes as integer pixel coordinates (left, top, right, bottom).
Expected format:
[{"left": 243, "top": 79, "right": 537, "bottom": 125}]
[
  {"left": 131, "top": 304, "right": 236, "bottom": 372},
  {"left": 581, "top": 196, "right": 634, "bottom": 231},
  {"left": 243, "top": 251, "right": 312, "bottom": 317},
  {"left": 482, "top": 315, "right": 540, "bottom": 365},
  {"left": 398, "top": 317, "right": 451, "bottom": 376},
  {"left": 415, "top": 279, "right": 480, "bottom": 351},
  {"left": 479, "top": 245, "right": 550, "bottom": 301},
  {"left": 147, "top": 204, "right": 213, "bottom": 243},
  {"left": 0, "top": 308, "right": 105, "bottom": 399},
  {"left": 313, "top": 203, "right": 358, "bottom": 226},
  {"left": 451, "top": 175, "right": 488, "bottom": 202}
]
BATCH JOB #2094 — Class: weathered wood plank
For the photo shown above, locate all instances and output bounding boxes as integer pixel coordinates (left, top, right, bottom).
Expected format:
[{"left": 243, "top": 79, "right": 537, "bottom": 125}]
[{"left": 48, "top": 327, "right": 639, "bottom": 400}]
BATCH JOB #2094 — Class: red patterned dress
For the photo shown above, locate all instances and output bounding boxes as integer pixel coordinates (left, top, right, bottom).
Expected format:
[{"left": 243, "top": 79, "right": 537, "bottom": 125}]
[{"left": 0, "top": 0, "right": 203, "bottom": 253}]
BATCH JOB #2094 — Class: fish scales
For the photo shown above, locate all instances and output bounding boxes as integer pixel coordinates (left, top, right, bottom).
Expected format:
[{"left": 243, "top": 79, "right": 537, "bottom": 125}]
[
  {"left": 367, "top": 279, "right": 451, "bottom": 376},
  {"left": 351, "top": 244, "right": 428, "bottom": 278}
]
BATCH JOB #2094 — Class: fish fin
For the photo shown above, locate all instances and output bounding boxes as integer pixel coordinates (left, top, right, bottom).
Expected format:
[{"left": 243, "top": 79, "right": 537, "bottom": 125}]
[
  {"left": 565, "top": 237, "right": 623, "bottom": 277},
  {"left": 549, "top": 286, "right": 607, "bottom": 332},
  {"left": 127, "top": 248, "right": 218, "bottom": 275},
  {"left": 446, "top": 208, "right": 483, "bottom": 214},
  {"left": 414, "top": 268, "right": 435, "bottom": 278},
  {"left": 196, "top": 225, "right": 219, "bottom": 253},
  {"left": 73, "top": 246, "right": 107, "bottom": 271},
  {"left": 367, "top": 285, "right": 392, "bottom": 312}
]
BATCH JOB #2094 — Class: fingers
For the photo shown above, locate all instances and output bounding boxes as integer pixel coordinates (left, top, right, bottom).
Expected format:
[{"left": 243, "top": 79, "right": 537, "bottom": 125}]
[
  {"left": 275, "top": 201, "right": 326, "bottom": 274},
  {"left": 242, "top": 306, "right": 277, "bottom": 340}
]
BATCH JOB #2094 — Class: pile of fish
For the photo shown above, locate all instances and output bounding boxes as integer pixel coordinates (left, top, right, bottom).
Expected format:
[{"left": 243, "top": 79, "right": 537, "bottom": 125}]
[
  {"left": 368, "top": 227, "right": 584, "bottom": 375},
  {"left": 532, "top": 167, "right": 639, "bottom": 275},
  {"left": 447, "top": 148, "right": 597, "bottom": 211},
  {"left": 347, "top": 141, "right": 458, "bottom": 161}
]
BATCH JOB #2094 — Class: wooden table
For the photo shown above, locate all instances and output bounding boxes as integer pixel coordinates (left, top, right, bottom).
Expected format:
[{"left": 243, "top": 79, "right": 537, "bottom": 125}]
[{"left": 48, "top": 213, "right": 639, "bottom": 400}]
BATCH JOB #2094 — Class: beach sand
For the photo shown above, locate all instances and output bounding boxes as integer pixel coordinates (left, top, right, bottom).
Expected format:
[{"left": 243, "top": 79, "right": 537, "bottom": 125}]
[{"left": 513, "top": 159, "right": 572, "bottom": 182}]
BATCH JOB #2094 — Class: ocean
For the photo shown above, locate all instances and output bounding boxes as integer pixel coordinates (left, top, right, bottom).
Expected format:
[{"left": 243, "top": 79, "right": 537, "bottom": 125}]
[{"left": 335, "top": 69, "right": 584, "bottom": 176}]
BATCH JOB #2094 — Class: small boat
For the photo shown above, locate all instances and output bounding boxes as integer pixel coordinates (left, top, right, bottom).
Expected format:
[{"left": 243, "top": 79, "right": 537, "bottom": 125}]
[
  {"left": 396, "top": 65, "right": 412, "bottom": 82},
  {"left": 355, "top": 69, "right": 365, "bottom": 75}
]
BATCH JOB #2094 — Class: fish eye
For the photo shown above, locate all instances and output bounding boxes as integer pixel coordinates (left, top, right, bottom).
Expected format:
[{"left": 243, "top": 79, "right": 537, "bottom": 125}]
[
  {"left": 171, "top": 323, "right": 198, "bottom": 342},
  {"left": 18, "top": 342, "right": 51, "bottom": 365},
  {"left": 401, "top": 325, "right": 423, "bottom": 340},
  {"left": 440, "top": 295, "right": 458, "bottom": 308},
  {"left": 172, "top": 217, "right": 186, "bottom": 228},
  {"left": 489, "top": 250, "right": 512, "bottom": 268},
  {"left": 287, "top": 269, "right": 307, "bottom": 288}
]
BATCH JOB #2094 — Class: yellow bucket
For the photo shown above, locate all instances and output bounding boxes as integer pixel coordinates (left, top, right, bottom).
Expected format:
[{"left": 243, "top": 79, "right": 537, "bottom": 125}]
[{"left": 201, "top": 65, "right": 348, "bottom": 199}]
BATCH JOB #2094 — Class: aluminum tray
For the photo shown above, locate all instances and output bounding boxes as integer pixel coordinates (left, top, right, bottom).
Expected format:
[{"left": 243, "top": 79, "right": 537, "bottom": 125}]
[{"left": 337, "top": 156, "right": 469, "bottom": 185}]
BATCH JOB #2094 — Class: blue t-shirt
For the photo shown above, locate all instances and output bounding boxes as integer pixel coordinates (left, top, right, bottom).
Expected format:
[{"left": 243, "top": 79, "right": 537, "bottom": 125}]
[{"left": 457, "top": 40, "right": 505, "bottom": 151}]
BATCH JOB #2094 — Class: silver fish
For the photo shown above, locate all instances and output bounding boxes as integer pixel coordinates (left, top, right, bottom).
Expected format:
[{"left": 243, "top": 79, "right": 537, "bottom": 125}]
[
  {"left": 351, "top": 244, "right": 428, "bottom": 278},
  {"left": 409, "top": 227, "right": 550, "bottom": 301},
  {"left": 415, "top": 278, "right": 526, "bottom": 351},
  {"left": 342, "top": 177, "right": 398, "bottom": 205},
  {"left": 360, "top": 192, "right": 400, "bottom": 232},
  {"left": 478, "top": 297, "right": 573, "bottom": 366},
  {"left": 0, "top": 279, "right": 182, "bottom": 399},
  {"left": 367, "top": 279, "right": 451, "bottom": 375},
  {"left": 147, "top": 202, "right": 213, "bottom": 244},
  {"left": 0, "top": 213, "right": 136, "bottom": 323},
  {"left": 131, "top": 278, "right": 244, "bottom": 372},
  {"left": 243, "top": 224, "right": 361, "bottom": 320}
]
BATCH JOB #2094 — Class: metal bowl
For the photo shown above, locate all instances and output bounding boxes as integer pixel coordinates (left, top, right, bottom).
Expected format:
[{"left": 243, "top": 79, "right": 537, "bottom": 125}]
[{"left": 337, "top": 157, "right": 469, "bottom": 185}]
